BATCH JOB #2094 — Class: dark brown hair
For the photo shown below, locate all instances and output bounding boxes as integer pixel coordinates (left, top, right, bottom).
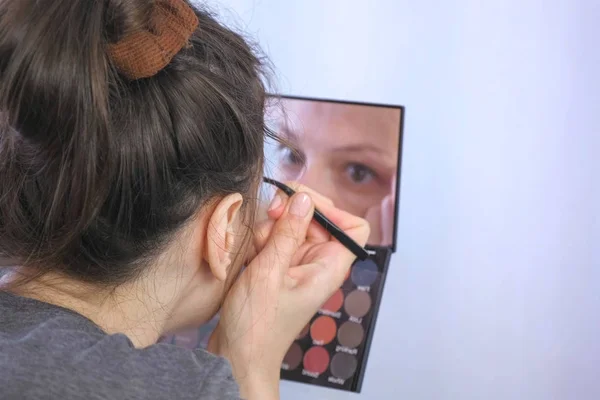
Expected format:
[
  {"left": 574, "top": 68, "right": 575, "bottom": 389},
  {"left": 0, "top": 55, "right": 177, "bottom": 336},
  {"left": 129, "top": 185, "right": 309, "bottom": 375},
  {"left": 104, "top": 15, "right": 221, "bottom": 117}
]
[{"left": 0, "top": 0, "right": 271, "bottom": 285}]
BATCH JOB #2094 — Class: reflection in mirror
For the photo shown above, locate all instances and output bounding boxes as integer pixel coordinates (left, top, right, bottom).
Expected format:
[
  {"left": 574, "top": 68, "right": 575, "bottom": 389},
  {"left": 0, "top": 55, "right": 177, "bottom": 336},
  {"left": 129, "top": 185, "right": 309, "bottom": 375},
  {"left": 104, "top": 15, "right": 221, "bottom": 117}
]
[{"left": 264, "top": 96, "right": 402, "bottom": 247}]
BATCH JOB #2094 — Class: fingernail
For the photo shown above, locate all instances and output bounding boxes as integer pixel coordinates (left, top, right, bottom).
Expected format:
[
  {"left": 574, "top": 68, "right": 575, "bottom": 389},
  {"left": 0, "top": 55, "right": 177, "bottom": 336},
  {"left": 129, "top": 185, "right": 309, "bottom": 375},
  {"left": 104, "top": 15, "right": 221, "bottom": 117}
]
[
  {"left": 268, "top": 194, "right": 283, "bottom": 211},
  {"left": 290, "top": 193, "right": 311, "bottom": 217}
]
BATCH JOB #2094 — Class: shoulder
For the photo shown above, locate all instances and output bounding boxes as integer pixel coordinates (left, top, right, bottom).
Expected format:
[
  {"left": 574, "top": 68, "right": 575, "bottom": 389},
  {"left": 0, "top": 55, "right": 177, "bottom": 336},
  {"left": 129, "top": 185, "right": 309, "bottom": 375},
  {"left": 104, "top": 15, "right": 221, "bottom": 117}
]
[
  {"left": 92, "top": 339, "right": 242, "bottom": 399},
  {"left": 80, "top": 339, "right": 241, "bottom": 400},
  {"left": 0, "top": 311, "right": 240, "bottom": 399}
]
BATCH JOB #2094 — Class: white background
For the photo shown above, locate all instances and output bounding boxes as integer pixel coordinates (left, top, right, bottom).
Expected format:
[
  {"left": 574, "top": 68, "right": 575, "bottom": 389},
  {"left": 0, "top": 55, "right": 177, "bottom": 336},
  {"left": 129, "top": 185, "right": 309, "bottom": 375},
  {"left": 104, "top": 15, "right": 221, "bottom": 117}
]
[{"left": 201, "top": 1, "right": 599, "bottom": 399}]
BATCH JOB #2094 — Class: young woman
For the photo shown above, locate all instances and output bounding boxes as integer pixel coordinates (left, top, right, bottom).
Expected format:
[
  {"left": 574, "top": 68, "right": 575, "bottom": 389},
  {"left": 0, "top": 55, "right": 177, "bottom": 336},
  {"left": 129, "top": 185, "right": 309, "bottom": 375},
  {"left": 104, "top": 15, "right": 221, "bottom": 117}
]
[{"left": 0, "top": 1, "right": 369, "bottom": 399}]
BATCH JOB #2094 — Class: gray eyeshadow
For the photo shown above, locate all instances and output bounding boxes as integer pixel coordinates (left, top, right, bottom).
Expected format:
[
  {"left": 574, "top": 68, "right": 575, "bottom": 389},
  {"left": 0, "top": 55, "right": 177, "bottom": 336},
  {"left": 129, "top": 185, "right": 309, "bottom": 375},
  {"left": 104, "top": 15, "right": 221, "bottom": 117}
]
[
  {"left": 337, "top": 321, "right": 364, "bottom": 349},
  {"left": 330, "top": 353, "right": 358, "bottom": 380}
]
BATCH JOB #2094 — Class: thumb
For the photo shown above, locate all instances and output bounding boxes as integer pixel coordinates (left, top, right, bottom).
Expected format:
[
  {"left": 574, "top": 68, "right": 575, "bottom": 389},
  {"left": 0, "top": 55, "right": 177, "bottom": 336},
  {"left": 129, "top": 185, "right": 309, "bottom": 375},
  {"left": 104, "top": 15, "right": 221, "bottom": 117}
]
[{"left": 253, "top": 192, "right": 314, "bottom": 279}]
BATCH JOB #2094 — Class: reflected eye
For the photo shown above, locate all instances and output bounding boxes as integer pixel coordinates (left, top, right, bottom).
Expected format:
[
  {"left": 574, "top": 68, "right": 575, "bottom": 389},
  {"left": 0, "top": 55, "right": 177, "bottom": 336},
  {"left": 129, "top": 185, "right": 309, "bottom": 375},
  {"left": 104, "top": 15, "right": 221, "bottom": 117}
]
[
  {"left": 279, "top": 146, "right": 305, "bottom": 166},
  {"left": 346, "top": 163, "right": 376, "bottom": 184}
]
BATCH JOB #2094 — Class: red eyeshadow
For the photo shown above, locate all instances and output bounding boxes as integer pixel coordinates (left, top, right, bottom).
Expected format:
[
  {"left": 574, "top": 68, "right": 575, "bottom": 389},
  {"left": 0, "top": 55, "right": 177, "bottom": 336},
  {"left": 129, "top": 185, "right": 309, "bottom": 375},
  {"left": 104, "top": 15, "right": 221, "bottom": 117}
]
[
  {"left": 303, "top": 346, "right": 330, "bottom": 374},
  {"left": 321, "top": 289, "right": 343, "bottom": 313}
]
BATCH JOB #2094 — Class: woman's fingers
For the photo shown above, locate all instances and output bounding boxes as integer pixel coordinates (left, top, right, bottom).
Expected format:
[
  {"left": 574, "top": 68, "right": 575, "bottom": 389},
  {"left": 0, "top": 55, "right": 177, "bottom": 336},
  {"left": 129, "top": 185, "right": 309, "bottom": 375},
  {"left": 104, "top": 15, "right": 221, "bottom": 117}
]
[
  {"left": 249, "top": 192, "right": 314, "bottom": 281},
  {"left": 253, "top": 184, "right": 327, "bottom": 259},
  {"left": 284, "top": 182, "right": 334, "bottom": 206},
  {"left": 267, "top": 189, "right": 328, "bottom": 243},
  {"left": 245, "top": 218, "right": 276, "bottom": 262},
  {"left": 267, "top": 182, "right": 369, "bottom": 245},
  {"left": 286, "top": 245, "right": 348, "bottom": 289}
]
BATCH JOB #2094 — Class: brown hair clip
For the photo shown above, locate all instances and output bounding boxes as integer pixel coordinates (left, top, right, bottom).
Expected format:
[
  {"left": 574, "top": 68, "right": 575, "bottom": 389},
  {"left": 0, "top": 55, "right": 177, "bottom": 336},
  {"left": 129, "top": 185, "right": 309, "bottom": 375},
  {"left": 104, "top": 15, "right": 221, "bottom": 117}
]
[{"left": 108, "top": 0, "right": 199, "bottom": 80}]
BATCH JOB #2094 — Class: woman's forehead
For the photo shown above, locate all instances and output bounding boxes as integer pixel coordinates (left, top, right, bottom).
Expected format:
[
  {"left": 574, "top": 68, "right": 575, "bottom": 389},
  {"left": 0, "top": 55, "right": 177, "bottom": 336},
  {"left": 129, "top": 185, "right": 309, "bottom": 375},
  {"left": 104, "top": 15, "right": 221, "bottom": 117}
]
[{"left": 281, "top": 100, "right": 400, "bottom": 150}]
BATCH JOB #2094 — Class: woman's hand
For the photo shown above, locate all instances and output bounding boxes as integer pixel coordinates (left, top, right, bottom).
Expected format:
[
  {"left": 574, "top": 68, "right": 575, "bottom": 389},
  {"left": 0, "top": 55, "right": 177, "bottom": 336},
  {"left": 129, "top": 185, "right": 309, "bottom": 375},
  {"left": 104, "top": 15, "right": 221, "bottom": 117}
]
[{"left": 208, "top": 183, "right": 369, "bottom": 400}]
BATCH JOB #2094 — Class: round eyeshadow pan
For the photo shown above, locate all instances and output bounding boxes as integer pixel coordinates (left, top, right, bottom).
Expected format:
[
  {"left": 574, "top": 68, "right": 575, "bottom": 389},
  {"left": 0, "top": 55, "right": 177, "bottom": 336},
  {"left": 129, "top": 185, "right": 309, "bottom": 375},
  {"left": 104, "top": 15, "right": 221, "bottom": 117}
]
[
  {"left": 296, "top": 323, "right": 310, "bottom": 339},
  {"left": 310, "top": 316, "right": 337, "bottom": 344},
  {"left": 321, "top": 289, "right": 344, "bottom": 313},
  {"left": 344, "top": 290, "right": 371, "bottom": 318},
  {"left": 303, "top": 346, "right": 330, "bottom": 375},
  {"left": 337, "top": 321, "right": 364, "bottom": 348},
  {"left": 330, "top": 353, "right": 358, "bottom": 380},
  {"left": 282, "top": 343, "right": 303, "bottom": 371},
  {"left": 351, "top": 259, "right": 379, "bottom": 287}
]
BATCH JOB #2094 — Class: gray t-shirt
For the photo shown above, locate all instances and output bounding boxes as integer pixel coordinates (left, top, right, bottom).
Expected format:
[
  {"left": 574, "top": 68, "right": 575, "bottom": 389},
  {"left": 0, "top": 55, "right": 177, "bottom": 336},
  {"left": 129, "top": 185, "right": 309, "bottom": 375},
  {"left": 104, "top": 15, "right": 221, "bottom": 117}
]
[{"left": 0, "top": 290, "right": 241, "bottom": 399}]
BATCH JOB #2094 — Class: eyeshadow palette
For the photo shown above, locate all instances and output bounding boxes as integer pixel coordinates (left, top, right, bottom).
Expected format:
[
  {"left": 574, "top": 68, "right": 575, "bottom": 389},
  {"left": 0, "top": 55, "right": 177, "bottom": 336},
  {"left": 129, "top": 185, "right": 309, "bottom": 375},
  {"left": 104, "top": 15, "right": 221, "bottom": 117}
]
[
  {"left": 267, "top": 95, "right": 404, "bottom": 392},
  {"left": 162, "top": 95, "right": 405, "bottom": 393},
  {"left": 280, "top": 248, "right": 392, "bottom": 392}
]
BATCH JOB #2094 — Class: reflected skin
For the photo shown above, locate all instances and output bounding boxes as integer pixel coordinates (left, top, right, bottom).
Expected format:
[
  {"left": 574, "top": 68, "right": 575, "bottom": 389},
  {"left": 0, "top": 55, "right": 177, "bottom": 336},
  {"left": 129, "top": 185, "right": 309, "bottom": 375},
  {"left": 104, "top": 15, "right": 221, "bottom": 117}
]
[{"left": 273, "top": 99, "right": 400, "bottom": 246}]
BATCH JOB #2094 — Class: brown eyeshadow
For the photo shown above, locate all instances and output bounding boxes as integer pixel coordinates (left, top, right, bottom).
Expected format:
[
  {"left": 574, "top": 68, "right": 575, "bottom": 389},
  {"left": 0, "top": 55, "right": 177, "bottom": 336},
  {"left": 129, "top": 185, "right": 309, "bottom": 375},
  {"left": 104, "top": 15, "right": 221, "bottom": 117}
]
[
  {"left": 282, "top": 342, "right": 303, "bottom": 371},
  {"left": 344, "top": 290, "right": 371, "bottom": 318},
  {"left": 321, "top": 289, "right": 344, "bottom": 313}
]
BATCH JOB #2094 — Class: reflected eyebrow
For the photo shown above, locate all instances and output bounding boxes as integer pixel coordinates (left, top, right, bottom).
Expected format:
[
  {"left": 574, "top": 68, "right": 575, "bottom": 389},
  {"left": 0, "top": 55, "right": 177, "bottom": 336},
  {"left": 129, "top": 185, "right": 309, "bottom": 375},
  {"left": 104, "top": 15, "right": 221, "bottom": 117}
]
[
  {"left": 330, "top": 145, "right": 385, "bottom": 154},
  {"left": 276, "top": 126, "right": 303, "bottom": 155},
  {"left": 278, "top": 125, "right": 298, "bottom": 141},
  {"left": 331, "top": 144, "right": 397, "bottom": 166},
  {"left": 279, "top": 125, "right": 395, "bottom": 161}
]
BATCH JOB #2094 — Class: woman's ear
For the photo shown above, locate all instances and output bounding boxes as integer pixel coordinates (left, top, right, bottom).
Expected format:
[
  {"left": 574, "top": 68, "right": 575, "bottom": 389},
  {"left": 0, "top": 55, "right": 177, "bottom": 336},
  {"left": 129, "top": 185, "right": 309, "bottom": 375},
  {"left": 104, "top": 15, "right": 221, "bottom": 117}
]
[{"left": 204, "top": 193, "right": 243, "bottom": 282}]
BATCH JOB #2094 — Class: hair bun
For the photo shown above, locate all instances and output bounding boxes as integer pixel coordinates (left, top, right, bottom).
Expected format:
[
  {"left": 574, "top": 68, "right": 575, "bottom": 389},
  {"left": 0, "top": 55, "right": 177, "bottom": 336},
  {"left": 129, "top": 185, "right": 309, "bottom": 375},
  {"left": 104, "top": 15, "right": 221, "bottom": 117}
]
[
  {"left": 105, "top": 0, "right": 156, "bottom": 43},
  {"left": 107, "top": 0, "right": 199, "bottom": 80}
]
